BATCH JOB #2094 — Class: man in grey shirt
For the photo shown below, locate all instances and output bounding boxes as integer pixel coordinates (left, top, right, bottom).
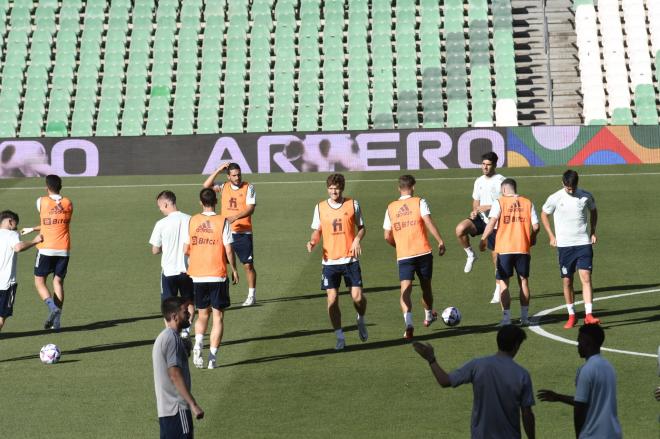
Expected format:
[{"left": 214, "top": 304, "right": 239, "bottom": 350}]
[
  {"left": 413, "top": 326, "right": 536, "bottom": 439},
  {"left": 153, "top": 297, "right": 204, "bottom": 438}
]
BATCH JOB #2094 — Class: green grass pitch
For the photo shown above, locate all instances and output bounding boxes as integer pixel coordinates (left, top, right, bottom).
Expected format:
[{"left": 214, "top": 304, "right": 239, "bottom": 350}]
[{"left": 0, "top": 164, "right": 658, "bottom": 438}]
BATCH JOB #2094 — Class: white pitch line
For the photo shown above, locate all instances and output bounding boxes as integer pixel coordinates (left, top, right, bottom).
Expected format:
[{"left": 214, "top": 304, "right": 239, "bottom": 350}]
[
  {"left": 2, "top": 171, "right": 660, "bottom": 190},
  {"left": 529, "top": 288, "right": 660, "bottom": 358}
]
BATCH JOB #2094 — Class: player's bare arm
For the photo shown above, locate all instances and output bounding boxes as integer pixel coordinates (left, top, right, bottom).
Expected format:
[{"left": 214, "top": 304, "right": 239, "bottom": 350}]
[
  {"left": 530, "top": 223, "right": 540, "bottom": 246},
  {"left": 537, "top": 389, "right": 575, "bottom": 405},
  {"left": 590, "top": 208, "right": 598, "bottom": 244},
  {"left": 469, "top": 199, "right": 480, "bottom": 219},
  {"left": 422, "top": 215, "right": 446, "bottom": 256},
  {"left": 479, "top": 217, "right": 498, "bottom": 252},
  {"left": 521, "top": 406, "right": 536, "bottom": 439},
  {"left": 14, "top": 234, "right": 43, "bottom": 252},
  {"left": 202, "top": 162, "right": 230, "bottom": 190},
  {"left": 383, "top": 229, "right": 396, "bottom": 248},
  {"left": 167, "top": 366, "right": 204, "bottom": 419},
  {"left": 307, "top": 228, "right": 321, "bottom": 252},
  {"left": 20, "top": 225, "right": 41, "bottom": 235},
  {"left": 227, "top": 204, "right": 256, "bottom": 224},
  {"left": 350, "top": 224, "right": 365, "bottom": 257},
  {"left": 540, "top": 212, "right": 556, "bottom": 247},
  {"left": 225, "top": 243, "right": 239, "bottom": 285},
  {"left": 412, "top": 342, "right": 451, "bottom": 387},
  {"left": 152, "top": 245, "right": 162, "bottom": 255}
]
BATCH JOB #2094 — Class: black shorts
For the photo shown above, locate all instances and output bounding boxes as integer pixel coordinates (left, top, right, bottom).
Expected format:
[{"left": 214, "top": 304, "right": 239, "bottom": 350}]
[
  {"left": 159, "top": 408, "right": 193, "bottom": 439},
  {"left": 398, "top": 253, "right": 433, "bottom": 281},
  {"left": 194, "top": 281, "right": 230, "bottom": 310},
  {"left": 161, "top": 273, "right": 194, "bottom": 302},
  {"left": 468, "top": 216, "right": 496, "bottom": 250},
  {"left": 34, "top": 253, "right": 69, "bottom": 278},
  {"left": 321, "top": 261, "right": 363, "bottom": 290},
  {"left": 496, "top": 254, "right": 531, "bottom": 280},
  {"left": 0, "top": 284, "right": 17, "bottom": 318},
  {"left": 232, "top": 233, "right": 254, "bottom": 265},
  {"left": 558, "top": 244, "right": 593, "bottom": 278}
]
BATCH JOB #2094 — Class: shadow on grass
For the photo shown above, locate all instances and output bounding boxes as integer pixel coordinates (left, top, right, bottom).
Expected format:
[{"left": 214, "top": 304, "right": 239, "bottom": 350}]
[
  {"left": 231, "top": 285, "right": 400, "bottom": 308},
  {"left": 0, "top": 314, "right": 162, "bottom": 340},
  {"left": 0, "top": 339, "right": 154, "bottom": 363},
  {"left": 531, "top": 283, "right": 660, "bottom": 300},
  {"left": 535, "top": 304, "right": 660, "bottom": 326}
]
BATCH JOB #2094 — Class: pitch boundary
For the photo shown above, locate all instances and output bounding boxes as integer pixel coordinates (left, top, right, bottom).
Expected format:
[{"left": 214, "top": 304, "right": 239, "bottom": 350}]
[
  {"left": 529, "top": 288, "right": 660, "bottom": 358},
  {"left": 2, "top": 171, "right": 660, "bottom": 190}
]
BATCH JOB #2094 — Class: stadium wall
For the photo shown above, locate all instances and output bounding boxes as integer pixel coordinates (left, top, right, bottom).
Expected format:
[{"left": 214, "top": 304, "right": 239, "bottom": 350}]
[{"left": 1, "top": 125, "right": 659, "bottom": 178}]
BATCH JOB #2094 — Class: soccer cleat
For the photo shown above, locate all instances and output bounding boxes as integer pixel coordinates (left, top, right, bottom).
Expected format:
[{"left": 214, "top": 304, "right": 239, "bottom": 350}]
[
  {"left": 357, "top": 316, "right": 368, "bottom": 342},
  {"left": 51, "top": 311, "right": 62, "bottom": 332},
  {"left": 496, "top": 319, "right": 512, "bottom": 327},
  {"left": 464, "top": 254, "right": 478, "bottom": 273},
  {"left": 519, "top": 317, "right": 531, "bottom": 327},
  {"left": 43, "top": 307, "right": 61, "bottom": 330},
  {"left": 192, "top": 348, "right": 204, "bottom": 368},
  {"left": 563, "top": 315, "right": 577, "bottom": 329},
  {"left": 584, "top": 314, "right": 600, "bottom": 325},
  {"left": 207, "top": 354, "right": 217, "bottom": 369},
  {"left": 423, "top": 310, "right": 438, "bottom": 327},
  {"left": 335, "top": 338, "right": 345, "bottom": 351},
  {"left": 403, "top": 326, "right": 414, "bottom": 339},
  {"left": 181, "top": 327, "right": 190, "bottom": 339},
  {"left": 242, "top": 295, "right": 256, "bottom": 307}
]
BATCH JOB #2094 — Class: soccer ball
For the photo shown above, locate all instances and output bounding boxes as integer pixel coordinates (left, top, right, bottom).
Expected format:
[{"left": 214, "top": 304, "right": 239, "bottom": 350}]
[
  {"left": 39, "top": 344, "right": 61, "bottom": 364},
  {"left": 441, "top": 307, "right": 461, "bottom": 327}
]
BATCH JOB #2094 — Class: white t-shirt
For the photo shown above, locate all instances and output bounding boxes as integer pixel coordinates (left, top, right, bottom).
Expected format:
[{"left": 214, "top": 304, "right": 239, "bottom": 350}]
[
  {"left": 182, "top": 212, "right": 233, "bottom": 283},
  {"left": 149, "top": 211, "right": 191, "bottom": 277},
  {"left": 489, "top": 197, "right": 540, "bottom": 225},
  {"left": 542, "top": 188, "right": 596, "bottom": 247},
  {"left": 311, "top": 198, "right": 364, "bottom": 265},
  {"left": 382, "top": 196, "right": 431, "bottom": 230},
  {"left": 473, "top": 174, "right": 506, "bottom": 222},
  {"left": 574, "top": 354, "right": 622, "bottom": 439},
  {"left": 0, "top": 229, "right": 20, "bottom": 290}
]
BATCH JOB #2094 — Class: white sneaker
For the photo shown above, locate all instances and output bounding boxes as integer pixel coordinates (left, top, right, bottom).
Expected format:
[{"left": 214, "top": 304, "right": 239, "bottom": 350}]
[
  {"left": 181, "top": 327, "right": 190, "bottom": 339},
  {"left": 207, "top": 354, "right": 217, "bottom": 369},
  {"left": 357, "top": 316, "right": 368, "bottom": 342},
  {"left": 490, "top": 285, "right": 501, "bottom": 304},
  {"left": 52, "top": 311, "right": 62, "bottom": 331},
  {"left": 192, "top": 348, "right": 204, "bottom": 368},
  {"left": 242, "top": 295, "right": 256, "bottom": 307},
  {"left": 335, "top": 338, "right": 345, "bottom": 351},
  {"left": 464, "top": 254, "right": 477, "bottom": 273}
]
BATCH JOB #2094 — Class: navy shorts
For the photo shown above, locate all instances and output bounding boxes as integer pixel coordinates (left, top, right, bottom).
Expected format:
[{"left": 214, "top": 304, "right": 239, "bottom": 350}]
[
  {"left": 0, "top": 284, "right": 17, "bottom": 318},
  {"left": 232, "top": 233, "right": 254, "bottom": 265},
  {"left": 159, "top": 408, "right": 193, "bottom": 439},
  {"left": 398, "top": 253, "right": 433, "bottom": 281},
  {"left": 194, "top": 281, "right": 230, "bottom": 310},
  {"left": 496, "top": 254, "right": 531, "bottom": 280},
  {"left": 558, "top": 244, "right": 593, "bottom": 278},
  {"left": 321, "top": 261, "right": 363, "bottom": 290},
  {"left": 34, "top": 253, "right": 69, "bottom": 278},
  {"left": 468, "top": 216, "right": 496, "bottom": 251},
  {"left": 161, "top": 273, "right": 194, "bottom": 303}
]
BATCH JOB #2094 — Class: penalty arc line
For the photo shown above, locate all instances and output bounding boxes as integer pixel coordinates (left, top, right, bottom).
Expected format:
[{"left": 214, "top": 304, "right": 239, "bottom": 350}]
[
  {"left": 2, "top": 171, "right": 660, "bottom": 191},
  {"left": 529, "top": 288, "right": 660, "bottom": 358}
]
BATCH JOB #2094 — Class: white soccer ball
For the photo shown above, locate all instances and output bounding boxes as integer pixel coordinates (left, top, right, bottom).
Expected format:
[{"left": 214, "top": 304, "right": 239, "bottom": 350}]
[
  {"left": 441, "top": 307, "right": 461, "bottom": 327},
  {"left": 39, "top": 343, "right": 61, "bottom": 364}
]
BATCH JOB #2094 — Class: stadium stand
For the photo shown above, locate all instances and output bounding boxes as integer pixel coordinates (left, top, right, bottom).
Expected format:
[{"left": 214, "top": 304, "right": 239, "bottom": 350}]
[{"left": 0, "top": 0, "right": 657, "bottom": 137}]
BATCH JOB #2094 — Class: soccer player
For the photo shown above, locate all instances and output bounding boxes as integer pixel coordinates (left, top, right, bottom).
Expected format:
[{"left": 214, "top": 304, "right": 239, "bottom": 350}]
[
  {"left": 541, "top": 170, "right": 599, "bottom": 328},
  {"left": 306, "top": 173, "right": 368, "bottom": 350},
  {"left": 455, "top": 151, "right": 505, "bottom": 303},
  {"left": 480, "top": 178, "right": 540, "bottom": 326},
  {"left": 383, "top": 175, "right": 446, "bottom": 339},
  {"left": 538, "top": 324, "right": 622, "bottom": 439},
  {"left": 149, "top": 190, "right": 194, "bottom": 338},
  {"left": 184, "top": 188, "right": 238, "bottom": 369},
  {"left": 0, "top": 210, "right": 42, "bottom": 332},
  {"left": 21, "top": 174, "right": 72, "bottom": 330},
  {"left": 203, "top": 162, "right": 257, "bottom": 306},
  {"left": 153, "top": 296, "right": 204, "bottom": 439},
  {"left": 413, "top": 325, "right": 536, "bottom": 439}
]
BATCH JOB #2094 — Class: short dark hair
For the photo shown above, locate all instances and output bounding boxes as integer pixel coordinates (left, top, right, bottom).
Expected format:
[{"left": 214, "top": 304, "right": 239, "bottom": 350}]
[
  {"left": 0, "top": 210, "right": 19, "bottom": 224},
  {"left": 497, "top": 325, "right": 527, "bottom": 352},
  {"left": 481, "top": 152, "right": 499, "bottom": 165},
  {"left": 156, "top": 190, "right": 176, "bottom": 204},
  {"left": 326, "top": 173, "right": 345, "bottom": 190},
  {"left": 161, "top": 296, "right": 184, "bottom": 321},
  {"left": 563, "top": 170, "right": 579, "bottom": 188},
  {"left": 199, "top": 188, "right": 217, "bottom": 207},
  {"left": 45, "top": 174, "right": 62, "bottom": 192},
  {"left": 227, "top": 163, "right": 241, "bottom": 174},
  {"left": 579, "top": 324, "right": 605, "bottom": 348},
  {"left": 501, "top": 178, "right": 517, "bottom": 193},
  {"left": 398, "top": 174, "right": 416, "bottom": 189}
]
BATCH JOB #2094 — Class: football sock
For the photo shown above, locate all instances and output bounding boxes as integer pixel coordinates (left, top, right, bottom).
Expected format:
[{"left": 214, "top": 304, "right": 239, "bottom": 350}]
[
  {"left": 566, "top": 303, "right": 575, "bottom": 315},
  {"left": 502, "top": 309, "right": 511, "bottom": 321},
  {"left": 194, "top": 334, "right": 203, "bottom": 349},
  {"left": 521, "top": 306, "right": 529, "bottom": 321},
  {"left": 585, "top": 303, "right": 593, "bottom": 314},
  {"left": 424, "top": 309, "right": 434, "bottom": 321},
  {"left": 209, "top": 347, "right": 218, "bottom": 356},
  {"left": 248, "top": 288, "right": 255, "bottom": 298},
  {"left": 464, "top": 247, "right": 475, "bottom": 257},
  {"left": 404, "top": 312, "right": 413, "bottom": 327},
  {"left": 44, "top": 297, "right": 59, "bottom": 312},
  {"left": 334, "top": 328, "right": 345, "bottom": 340}
]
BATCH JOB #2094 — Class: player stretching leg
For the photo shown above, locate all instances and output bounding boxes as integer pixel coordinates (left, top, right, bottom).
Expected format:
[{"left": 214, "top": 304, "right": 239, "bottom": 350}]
[
  {"left": 307, "top": 174, "right": 367, "bottom": 350},
  {"left": 204, "top": 163, "right": 257, "bottom": 307},
  {"left": 384, "top": 175, "right": 446, "bottom": 339},
  {"left": 22, "top": 175, "right": 72, "bottom": 331}
]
